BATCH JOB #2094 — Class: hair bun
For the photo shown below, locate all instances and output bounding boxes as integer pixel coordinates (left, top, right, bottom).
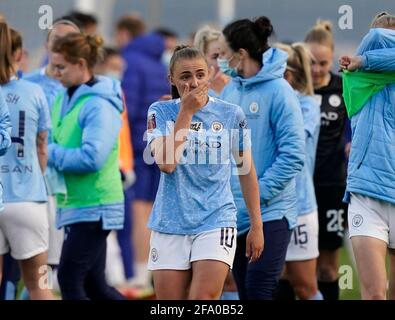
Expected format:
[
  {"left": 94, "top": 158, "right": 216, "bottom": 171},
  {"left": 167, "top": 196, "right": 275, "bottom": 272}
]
[
  {"left": 253, "top": 16, "right": 273, "bottom": 39},
  {"left": 174, "top": 45, "right": 190, "bottom": 53},
  {"left": 87, "top": 34, "right": 104, "bottom": 48},
  {"left": 315, "top": 19, "right": 333, "bottom": 33}
]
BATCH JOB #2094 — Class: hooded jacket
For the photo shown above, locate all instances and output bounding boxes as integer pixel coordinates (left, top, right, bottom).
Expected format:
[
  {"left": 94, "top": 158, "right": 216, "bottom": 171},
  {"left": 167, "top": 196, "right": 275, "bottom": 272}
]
[
  {"left": 344, "top": 28, "right": 395, "bottom": 205},
  {"left": 48, "top": 76, "right": 124, "bottom": 229},
  {"left": 121, "top": 32, "right": 169, "bottom": 155},
  {"left": 221, "top": 48, "right": 305, "bottom": 234}
]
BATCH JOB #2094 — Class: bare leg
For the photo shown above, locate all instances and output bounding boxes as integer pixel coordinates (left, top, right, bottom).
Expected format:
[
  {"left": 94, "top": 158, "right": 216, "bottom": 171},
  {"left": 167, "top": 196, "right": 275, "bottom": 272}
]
[
  {"left": 388, "top": 248, "right": 395, "bottom": 300},
  {"left": 19, "top": 252, "right": 54, "bottom": 300},
  {"left": 189, "top": 260, "right": 229, "bottom": 300},
  {"left": 351, "top": 236, "right": 387, "bottom": 300},
  {"left": 153, "top": 269, "right": 191, "bottom": 300},
  {"left": 317, "top": 249, "right": 339, "bottom": 282},
  {"left": 286, "top": 259, "right": 319, "bottom": 300}
]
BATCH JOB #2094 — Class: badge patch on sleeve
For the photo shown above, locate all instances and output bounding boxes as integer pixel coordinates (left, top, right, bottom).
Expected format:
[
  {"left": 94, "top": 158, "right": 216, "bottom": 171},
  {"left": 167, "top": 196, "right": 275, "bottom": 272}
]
[{"left": 147, "top": 113, "right": 156, "bottom": 132}]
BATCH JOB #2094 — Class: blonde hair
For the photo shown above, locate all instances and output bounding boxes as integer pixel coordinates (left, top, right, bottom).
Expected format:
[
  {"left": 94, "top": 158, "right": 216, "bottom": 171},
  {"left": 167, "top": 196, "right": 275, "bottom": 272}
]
[
  {"left": 51, "top": 33, "right": 104, "bottom": 70},
  {"left": 275, "top": 42, "right": 314, "bottom": 96},
  {"left": 304, "top": 19, "right": 334, "bottom": 51},
  {"left": 371, "top": 11, "right": 395, "bottom": 29},
  {"left": 193, "top": 25, "right": 222, "bottom": 55}
]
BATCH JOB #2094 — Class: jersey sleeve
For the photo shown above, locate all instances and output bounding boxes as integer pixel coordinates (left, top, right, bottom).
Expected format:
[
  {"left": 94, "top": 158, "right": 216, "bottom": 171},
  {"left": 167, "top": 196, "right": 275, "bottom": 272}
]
[
  {"left": 35, "top": 85, "right": 51, "bottom": 132},
  {"left": 146, "top": 102, "right": 174, "bottom": 146},
  {"left": 231, "top": 106, "right": 251, "bottom": 153}
]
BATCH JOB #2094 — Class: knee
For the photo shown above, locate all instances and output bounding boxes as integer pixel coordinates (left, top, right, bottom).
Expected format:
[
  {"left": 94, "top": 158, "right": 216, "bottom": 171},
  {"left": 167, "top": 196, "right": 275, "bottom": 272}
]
[
  {"left": 189, "top": 290, "right": 220, "bottom": 300},
  {"left": 318, "top": 265, "right": 338, "bottom": 282},
  {"left": 365, "top": 292, "right": 387, "bottom": 300},
  {"left": 363, "top": 285, "right": 387, "bottom": 300},
  {"left": 293, "top": 284, "right": 317, "bottom": 300}
]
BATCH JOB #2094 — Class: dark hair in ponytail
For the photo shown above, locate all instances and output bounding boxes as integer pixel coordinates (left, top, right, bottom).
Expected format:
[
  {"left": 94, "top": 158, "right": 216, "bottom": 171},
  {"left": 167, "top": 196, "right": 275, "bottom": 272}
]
[
  {"left": 223, "top": 16, "right": 273, "bottom": 65},
  {"left": 169, "top": 45, "right": 207, "bottom": 99}
]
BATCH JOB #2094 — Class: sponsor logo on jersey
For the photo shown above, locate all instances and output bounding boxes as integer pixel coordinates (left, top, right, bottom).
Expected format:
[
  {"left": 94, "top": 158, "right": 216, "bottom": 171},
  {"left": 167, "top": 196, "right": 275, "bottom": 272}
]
[
  {"left": 211, "top": 121, "right": 223, "bottom": 133},
  {"left": 239, "top": 119, "right": 248, "bottom": 129},
  {"left": 321, "top": 111, "right": 339, "bottom": 126},
  {"left": 190, "top": 122, "right": 203, "bottom": 132},
  {"left": 352, "top": 214, "right": 364, "bottom": 228},
  {"left": 147, "top": 113, "right": 156, "bottom": 133},
  {"left": 329, "top": 94, "right": 342, "bottom": 108}
]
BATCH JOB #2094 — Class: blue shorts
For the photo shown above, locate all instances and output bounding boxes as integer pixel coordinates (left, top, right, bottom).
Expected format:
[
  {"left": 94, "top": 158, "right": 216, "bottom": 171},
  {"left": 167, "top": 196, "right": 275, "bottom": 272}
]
[{"left": 131, "top": 158, "right": 160, "bottom": 202}]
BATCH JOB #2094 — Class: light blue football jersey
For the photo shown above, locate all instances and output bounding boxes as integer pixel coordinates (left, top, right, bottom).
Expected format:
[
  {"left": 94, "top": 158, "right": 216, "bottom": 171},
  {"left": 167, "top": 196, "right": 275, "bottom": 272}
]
[
  {"left": 0, "top": 78, "right": 51, "bottom": 202},
  {"left": 147, "top": 96, "right": 251, "bottom": 235},
  {"left": 24, "top": 67, "right": 67, "bottom": 195},
  {"left": 24, "top": 67, "right": 64, "bottom": 110}
]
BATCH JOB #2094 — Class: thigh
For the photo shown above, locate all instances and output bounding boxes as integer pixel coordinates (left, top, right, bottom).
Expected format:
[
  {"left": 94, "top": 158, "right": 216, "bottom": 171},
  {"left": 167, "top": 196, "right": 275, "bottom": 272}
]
[
  {"left": 0, "top": 220, "right": 8, "bottom": 256},
  {"left": 19, "top": 251, "right": 48, "bottom": 288},
  {"left": 153, "top": 270, "right": 191, "bottom": 300},
  {"left": 189, "top": 260, "right": 229, "bottom": 300},
  {"left": 351, "top": 236, "right": 387, "bottom": 299},
  {"left": 285, "top": 259, "right": 318, "bottom": 294},
  {"left": 389, "top": 249, "right": 395, "bottom": 300},
  {"left": 316, "top": 186, "right": 346, "bottom": 251}
]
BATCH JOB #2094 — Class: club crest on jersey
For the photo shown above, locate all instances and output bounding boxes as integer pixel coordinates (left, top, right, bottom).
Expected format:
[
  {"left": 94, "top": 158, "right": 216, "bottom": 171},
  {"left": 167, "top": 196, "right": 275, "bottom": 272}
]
[
  {"left": 147, "top": 113, "right": 156, "bottom": 133},
  {"left": 249, "top": 102, "right": 259, "bottom": 114},
  {"left": 329, "top": 94, "right": 342, "bottom": 108},
  {"left": 211, "top": 121, "right": 223, "bottom": 133},
  {"left": 352, "top": 214, "right": 363, "bottom": 228},
  {"left": 151, "top": 248, "right": 158, "bottom": 262},
  {"left": 190, "top": 122, "right": 203, "bottom": 132}
]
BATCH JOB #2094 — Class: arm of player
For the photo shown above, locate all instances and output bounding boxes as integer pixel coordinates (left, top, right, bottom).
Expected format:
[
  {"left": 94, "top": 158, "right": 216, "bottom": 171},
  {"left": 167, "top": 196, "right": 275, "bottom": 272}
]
[
  {"left": 339, "top": 48, "right": 395, "bottom": 72},
  {"left": 234, "top": 150, "right": 264, "bottom": 262},
  {"left": 36, "top": 130, "right": 48, "bottom": 174},
  {"left": 151, "top": 81, "right": 209, "bottom": 174}
]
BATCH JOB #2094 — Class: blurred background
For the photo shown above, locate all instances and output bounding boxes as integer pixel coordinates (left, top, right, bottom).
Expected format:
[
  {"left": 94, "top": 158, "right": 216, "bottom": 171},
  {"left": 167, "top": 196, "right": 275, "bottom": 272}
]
[{"left": 1, "top": 0, "right": 394, "bottom": 72}]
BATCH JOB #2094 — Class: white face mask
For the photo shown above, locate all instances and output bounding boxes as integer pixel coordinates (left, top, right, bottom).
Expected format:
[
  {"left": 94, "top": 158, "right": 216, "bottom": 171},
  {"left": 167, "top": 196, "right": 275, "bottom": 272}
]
[
  {"left": 217, "top": 56, "right": 239, "bottom": 77},
  {"left": 105, "top": 71, "right": 122, "bottom": 81}
]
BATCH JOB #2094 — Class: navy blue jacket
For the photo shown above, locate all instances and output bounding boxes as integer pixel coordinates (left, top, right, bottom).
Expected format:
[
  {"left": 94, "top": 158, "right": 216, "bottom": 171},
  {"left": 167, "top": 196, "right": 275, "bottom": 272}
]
[{"left": 121, "top": 33, "right": 169, "bottom": 155}]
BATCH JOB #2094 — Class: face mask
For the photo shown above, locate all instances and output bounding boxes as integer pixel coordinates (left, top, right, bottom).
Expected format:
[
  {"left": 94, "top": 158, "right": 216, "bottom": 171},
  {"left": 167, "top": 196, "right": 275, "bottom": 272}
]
[
  {"left": 105, "top": 71, "right": 122, "bottom": 81},
  {"left": 161, "top": 50, "right": 173, "bottom": 69},
  {"left": 217, "top": 57, "right": 239, "bottom": 77}
]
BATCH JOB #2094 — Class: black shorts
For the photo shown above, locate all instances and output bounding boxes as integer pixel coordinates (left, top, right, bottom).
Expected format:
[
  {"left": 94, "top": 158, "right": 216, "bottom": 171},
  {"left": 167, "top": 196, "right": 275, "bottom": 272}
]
[{"left": 315, "top": 185, "right": 348, "bottom": 251}]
